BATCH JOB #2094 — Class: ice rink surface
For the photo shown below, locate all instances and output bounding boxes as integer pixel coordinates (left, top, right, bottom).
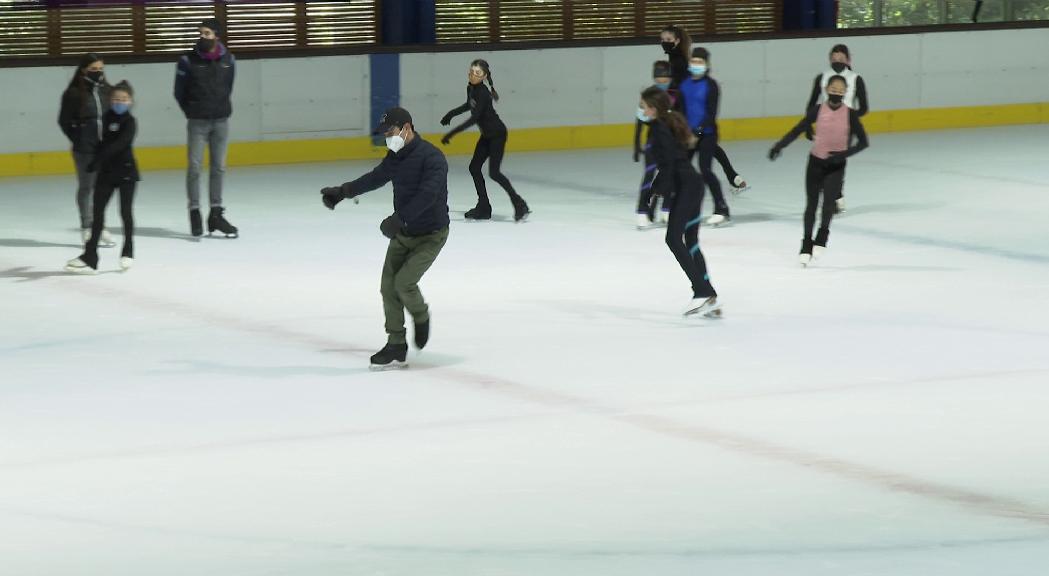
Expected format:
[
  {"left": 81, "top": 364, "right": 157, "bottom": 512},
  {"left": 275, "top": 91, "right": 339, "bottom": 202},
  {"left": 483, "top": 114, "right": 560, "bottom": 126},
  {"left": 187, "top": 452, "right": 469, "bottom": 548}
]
[{"left": 2, "top": 125, "right": 1049, "bottom": 575}]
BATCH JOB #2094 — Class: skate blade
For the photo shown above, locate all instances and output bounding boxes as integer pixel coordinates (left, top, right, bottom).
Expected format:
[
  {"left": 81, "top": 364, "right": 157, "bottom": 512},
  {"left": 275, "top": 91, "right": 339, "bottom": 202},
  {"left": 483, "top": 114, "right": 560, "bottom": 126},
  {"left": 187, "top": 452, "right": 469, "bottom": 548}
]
[
  {"left": 369, "top": 361, "right": 408, "bottom": 372},
  {"left": 683, "top": 302, "right": 721, "bottom": 318},
  {"left": 65, "top": 265, "right": 97, "bottom": 275},
  {"left": 731, "top": 185, "right": 750, "bottom": 196}
]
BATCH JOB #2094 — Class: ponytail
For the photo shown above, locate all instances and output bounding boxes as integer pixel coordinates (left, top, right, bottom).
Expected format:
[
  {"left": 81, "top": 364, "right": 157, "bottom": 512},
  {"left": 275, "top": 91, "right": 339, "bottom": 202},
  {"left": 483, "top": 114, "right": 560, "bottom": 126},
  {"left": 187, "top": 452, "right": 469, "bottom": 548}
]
[
  {"left": 641, "top": 86, "right": 690, "bottom": 147},
  {"left": 471, "top": 58, "right": 500, "bottom": 101}
]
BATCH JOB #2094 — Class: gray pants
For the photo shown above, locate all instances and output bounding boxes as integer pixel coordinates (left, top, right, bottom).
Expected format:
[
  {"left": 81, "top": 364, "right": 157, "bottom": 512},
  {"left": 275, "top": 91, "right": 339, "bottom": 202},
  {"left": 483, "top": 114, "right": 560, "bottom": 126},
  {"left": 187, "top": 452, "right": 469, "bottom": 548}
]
[
  {"left": 186, "top": 118, "right": 230, "bottom": 210},
  {"left": 72, "top": 150, "right": 97, "bottom": 229}
]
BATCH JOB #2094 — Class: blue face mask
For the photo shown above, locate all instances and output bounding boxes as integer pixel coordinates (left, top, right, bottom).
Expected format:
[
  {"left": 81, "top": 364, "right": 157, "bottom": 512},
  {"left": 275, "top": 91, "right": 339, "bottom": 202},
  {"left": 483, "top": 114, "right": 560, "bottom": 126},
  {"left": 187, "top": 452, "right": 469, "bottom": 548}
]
[
  {"left": 636, "top": 107, "right": 652, "bottom": 123},
  {"left": 689, "top": 65, "right": 707, "bottom": 77},
  {"left": 654, "top": 81, "right": 670, "bottom": 91},
  {"left": 111, "top": 103, "right": 130, "bottom": 115}
]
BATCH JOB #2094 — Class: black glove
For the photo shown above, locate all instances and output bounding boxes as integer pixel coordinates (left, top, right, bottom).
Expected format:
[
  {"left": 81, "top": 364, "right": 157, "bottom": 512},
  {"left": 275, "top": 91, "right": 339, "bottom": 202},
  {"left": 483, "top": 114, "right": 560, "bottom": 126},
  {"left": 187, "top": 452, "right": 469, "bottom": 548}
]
[
  {"left": 768, "top": 146, "right": 782, "bottom": 161},
  {"left": 441, "top": 134, "right": 452, "bottom": 145},
  {"left": 321, "top": 184, "right": 350, "bottom": 210},
  {"left": 440, "top": 113, "right": 453, "bottom": 126},
  {"left": 380, "top": 214, "right": 403, "bottom": 239}
]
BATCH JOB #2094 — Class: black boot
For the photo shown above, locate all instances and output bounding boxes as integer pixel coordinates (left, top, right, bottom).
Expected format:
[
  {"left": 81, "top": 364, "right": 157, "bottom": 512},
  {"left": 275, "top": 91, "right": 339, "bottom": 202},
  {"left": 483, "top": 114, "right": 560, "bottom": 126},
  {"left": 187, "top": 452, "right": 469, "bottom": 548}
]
[
  {"left": 464, "top": 203, "right": 492, "bottom": 220},
  {"left": 369, "top": 343, "right": 408, "bottom": 371},
  {"left": 511, "top": 195, "right": 531, "bottom": 222},
  {"left": 208, "top": 207, "right": 239, "bottom": 238},
  {"left": 414, "top": 317, "right": 429, "bottom": 350},
  {"left": 189, "top": 209, "right": 203, "bottom": 237},
  {"left": 815, "top": 227, "right": 830, "bottom": 248}
]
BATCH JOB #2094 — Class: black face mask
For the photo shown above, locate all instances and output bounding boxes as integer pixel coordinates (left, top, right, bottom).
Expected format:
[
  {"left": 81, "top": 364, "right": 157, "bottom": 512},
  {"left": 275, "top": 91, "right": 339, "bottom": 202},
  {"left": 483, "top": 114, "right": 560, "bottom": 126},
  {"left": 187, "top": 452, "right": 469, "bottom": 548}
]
[
  {"left": 661, "top": 41, "right": 676, "bottom": 53},
  {"left": 828, "top": 94, "right": 844, "bottom": 105},
  {"left": 197, "top": 38, "right": 216, "bottom": 52},
  {"left": 85, "top": 71, "right": 104, "bottom": 83},
  {"left": 831, "top": 62, "right": 847, "bottom": 73}
]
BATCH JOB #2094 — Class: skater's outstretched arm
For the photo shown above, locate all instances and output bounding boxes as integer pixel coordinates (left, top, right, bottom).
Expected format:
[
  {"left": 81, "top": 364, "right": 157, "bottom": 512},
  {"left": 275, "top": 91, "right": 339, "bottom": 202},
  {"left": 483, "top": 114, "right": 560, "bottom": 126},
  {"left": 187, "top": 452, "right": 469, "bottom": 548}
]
[
  {"left": 445, "top": 86, "right": 492, "bottom": 139},
  {"left": 440, "top": 100, "right": 471, "bottom": 125},
  {"left": 769, "top": 107, "right": 818, "bottom": 159},
  {"left": 92, "top": 116, "right": 137, "bottom": 170},
  {"left": 854, "top": 75, "right": 869, "bottom": 117},
  {"left": 844, "top": 109, "right": 869, "bottom": 157},
  {"left": 344, "top": 155, "right": 395, "bottom": 196},
  {"left": 398, "top": 152, "right": 447, "bottom": 228}
]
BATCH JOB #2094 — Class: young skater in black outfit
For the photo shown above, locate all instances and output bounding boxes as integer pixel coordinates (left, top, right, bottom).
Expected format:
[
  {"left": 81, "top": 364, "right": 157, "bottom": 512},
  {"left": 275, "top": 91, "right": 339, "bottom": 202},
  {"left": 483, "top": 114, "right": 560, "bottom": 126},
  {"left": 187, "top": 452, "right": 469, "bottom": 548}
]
[
  {"left": 639, "top": 87, "right": 721, "bottom": 318},
  {"left": 770, "top": 75, "right": 869, "bottom": 266},
  {"left": 440, "top": 59, "right": 530, "bottom": 222},
  {"left": 66, "top": 81, "right": 140, "bottom": 274},
  {"left": 634, "top": 60, "right": 675, "bottom": 229}
]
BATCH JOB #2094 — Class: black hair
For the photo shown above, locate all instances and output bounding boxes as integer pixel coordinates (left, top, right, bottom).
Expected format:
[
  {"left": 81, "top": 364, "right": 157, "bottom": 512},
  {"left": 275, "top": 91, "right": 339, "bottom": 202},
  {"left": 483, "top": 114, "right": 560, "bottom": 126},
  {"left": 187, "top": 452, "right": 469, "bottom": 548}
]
[
  {"left": 691, "top": 46, "right": 710, "bottom": 62},
  {"left": 67, "top": 52, "right": 104, "bottom": 92},
  {"left": 470, "top": 58, "right": 499, "bottom": 101},
  {"left": 830, "top": 43, "right": 850, "bottom": 59},
  {"left": 111, "top": 80, "right": 134, "bottom": 99},
  {"left": 661, "top": 24, "right": 692, "bottom": 61},
  {"left": 641, "top": 86, "right": 691, "bottom": 147},
  {"left": 827, "top": 74, "right": 847, "bottom": 86}
]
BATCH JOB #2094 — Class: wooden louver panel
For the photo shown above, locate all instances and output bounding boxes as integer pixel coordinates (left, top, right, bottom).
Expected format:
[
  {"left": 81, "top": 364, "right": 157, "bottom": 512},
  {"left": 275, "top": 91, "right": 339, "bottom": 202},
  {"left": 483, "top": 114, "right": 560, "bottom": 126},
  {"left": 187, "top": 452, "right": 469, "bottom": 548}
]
[
  {"left": 714, "top": 0, "right": 779, "bottom": 33},
  {"left": 306, "top": 0, "right": 378, "bottom": 46},
  {"left": 0, "top": 0, "right": 48, "bottom": 57},
  {"left": 642, "top": 0, "right": 706, "bottom": 37},
  {"left": 59, "top": 4, "right": 136, "bottom": 55},
  {"left": 144, "top": 0, "right": 216, "bottom": 54},
  {"left": 225, "top": 1, "right": 299, "bottom": 49},
  {"left": 435, "top": 1, "right": 491, "bottom": 43},
  {"left": 570, "top": 1, "right": 635, "bottom": 39},
  {"left": 499, "top": 0, "right": 564, "bottom": 42}
]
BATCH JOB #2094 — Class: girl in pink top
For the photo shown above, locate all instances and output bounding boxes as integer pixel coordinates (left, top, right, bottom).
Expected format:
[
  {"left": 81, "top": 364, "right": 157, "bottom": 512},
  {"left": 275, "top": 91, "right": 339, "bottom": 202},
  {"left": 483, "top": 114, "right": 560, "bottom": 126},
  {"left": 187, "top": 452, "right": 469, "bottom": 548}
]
[{"left": 769, "top": 75, "right": 868, "bottom": 266}]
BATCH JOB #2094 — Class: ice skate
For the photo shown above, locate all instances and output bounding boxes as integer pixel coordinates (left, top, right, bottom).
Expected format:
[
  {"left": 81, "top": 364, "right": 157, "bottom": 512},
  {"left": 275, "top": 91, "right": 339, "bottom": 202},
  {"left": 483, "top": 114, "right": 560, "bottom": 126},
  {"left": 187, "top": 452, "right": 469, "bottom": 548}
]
[
  {"left": 706, "top": 213, "right": 730, "bottom": 227},
  {"left": 99, "top": 229, "right": 116, "bottom": 248},
  {"left": 730, "top": 175, "right": 750, "bottom": 195},
  {"left": 369, "top": 343, "right": 409, "bottom": 371},
  {"left": 657, "top": 208, "right": 670, "bottom": 226},
  {"left": 799, "top": 253, "right": 812, "bottom": 267},
  {"left": 683, "top": 296, "right": 721, "bottom": 318},
  {"left": 207, "top": 207, "right": 239, "bottom": 238},
  {"left": 189, "top": 209, "right": 203, "bottom": 237},
  {"left": 464, "top": 203, "right": 492, "bottom": 221},
  {"left": 835, "top": 197, "right": 846, "bottom": 214},
  {"left": 812, "top": 245, "right": 826, "bottom": 261},
  {"left": 636, "top": 212, "right": 656, "bottom": 230},
  {"left": 65, "top": 257, "right": 96, "bottom": 275},
  {"left": 511, "top": 197, "right": 531, "bottom": 222},
  {"left": 414, "top": 318, "right": 430, "bottom": 350},
  {"left": 120, "top": 257, "right": 134, "bottom": 271}
]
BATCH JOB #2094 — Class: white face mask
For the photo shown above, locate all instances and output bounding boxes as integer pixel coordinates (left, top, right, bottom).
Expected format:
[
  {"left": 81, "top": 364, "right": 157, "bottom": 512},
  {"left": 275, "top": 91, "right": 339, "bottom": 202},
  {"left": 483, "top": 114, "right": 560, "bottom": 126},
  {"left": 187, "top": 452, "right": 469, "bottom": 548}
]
[{"left": 385, "top": 127, "right": 406, "bottom": 153}]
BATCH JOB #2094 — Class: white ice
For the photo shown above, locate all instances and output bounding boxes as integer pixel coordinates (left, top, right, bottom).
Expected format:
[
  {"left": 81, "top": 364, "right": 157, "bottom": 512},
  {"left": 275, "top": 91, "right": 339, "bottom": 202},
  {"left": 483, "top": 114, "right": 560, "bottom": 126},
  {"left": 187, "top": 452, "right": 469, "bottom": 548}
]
[{"left": 2, "top": 125, "right": 1049, "bottom": 575}]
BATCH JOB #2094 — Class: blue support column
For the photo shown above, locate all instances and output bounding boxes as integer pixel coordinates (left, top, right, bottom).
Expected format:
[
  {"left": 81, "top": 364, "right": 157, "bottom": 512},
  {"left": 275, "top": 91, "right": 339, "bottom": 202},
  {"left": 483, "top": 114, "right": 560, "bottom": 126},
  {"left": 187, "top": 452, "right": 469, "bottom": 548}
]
[{"left": 370, "top": 53, "right": 400, "bottom": 145}]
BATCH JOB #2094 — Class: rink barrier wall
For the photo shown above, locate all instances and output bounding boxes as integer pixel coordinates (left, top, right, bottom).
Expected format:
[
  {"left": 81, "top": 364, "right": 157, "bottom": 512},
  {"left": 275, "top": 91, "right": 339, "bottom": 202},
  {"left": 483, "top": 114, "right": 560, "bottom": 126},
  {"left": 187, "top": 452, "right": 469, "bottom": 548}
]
[{"left": 2, "top": 101, "right": 1048, "bottom": 178}]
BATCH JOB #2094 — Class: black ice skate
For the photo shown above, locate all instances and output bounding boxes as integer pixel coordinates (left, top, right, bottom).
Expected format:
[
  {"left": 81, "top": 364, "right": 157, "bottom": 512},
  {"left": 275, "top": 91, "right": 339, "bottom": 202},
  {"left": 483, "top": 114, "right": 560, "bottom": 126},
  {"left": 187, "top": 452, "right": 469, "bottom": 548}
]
[
  {"left": 207, "top": 207, "right": 239, "bottom": 238},
  {"left": 414, "top": 318, "right": 430, "bottom": 350},
  {"left": 370, "top": 343, "right": 409, "bottom": 371},
  {"left": 464, "top": 204, "right": 492, "bottom": 220},
  {"left": 511, "top": 196, "right": 531, "bottom": 222},
  {"left": 189, "top": 209, "right": 203, "bottom": 237}
]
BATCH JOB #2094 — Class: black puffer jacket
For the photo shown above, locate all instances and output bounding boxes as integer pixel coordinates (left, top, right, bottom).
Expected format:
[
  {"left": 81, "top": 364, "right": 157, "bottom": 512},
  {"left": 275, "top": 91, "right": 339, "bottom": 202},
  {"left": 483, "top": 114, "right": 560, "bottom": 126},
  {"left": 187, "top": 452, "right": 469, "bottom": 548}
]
[
  {"left": 342, "top": 137, "right": 450, "bottom": 236},
  {"left": 58, "top": 79, "right": 111, "bottom": 153},
  {"left": 174, "top": 44, "right": 235, "bottom": 120}
]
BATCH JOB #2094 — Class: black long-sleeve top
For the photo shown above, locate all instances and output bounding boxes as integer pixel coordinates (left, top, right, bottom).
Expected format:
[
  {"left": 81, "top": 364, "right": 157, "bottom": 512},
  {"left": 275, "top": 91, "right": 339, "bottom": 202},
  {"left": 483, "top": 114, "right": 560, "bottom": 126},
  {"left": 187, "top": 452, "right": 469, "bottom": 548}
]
[
  {"left": 647, "top": 120, "right": 697, "bottom": 199},
  {"left": 93, "top": 110, "right": 140, "bottom": 184},
  {"left": 444, "top": 83, "right": 506, "bottom": 139},
  {"left": 664, "top": 47, "right": 689, "bottom": 90}
]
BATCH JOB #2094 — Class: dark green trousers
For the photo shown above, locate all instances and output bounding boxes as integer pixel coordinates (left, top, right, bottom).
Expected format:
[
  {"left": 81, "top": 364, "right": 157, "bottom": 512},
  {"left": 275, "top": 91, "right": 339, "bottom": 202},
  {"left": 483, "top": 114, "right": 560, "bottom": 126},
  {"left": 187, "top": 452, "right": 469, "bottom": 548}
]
[{"left": 381, "top": 226, "right": 449, "bottom": 345}]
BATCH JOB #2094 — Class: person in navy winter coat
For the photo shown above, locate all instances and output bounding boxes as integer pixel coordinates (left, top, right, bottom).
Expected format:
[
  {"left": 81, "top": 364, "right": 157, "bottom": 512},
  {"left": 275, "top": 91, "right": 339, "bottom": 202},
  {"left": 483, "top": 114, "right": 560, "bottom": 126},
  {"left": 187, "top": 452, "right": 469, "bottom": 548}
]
[{"left": 320, "top": 108, "right": 451, "bottom": 371}]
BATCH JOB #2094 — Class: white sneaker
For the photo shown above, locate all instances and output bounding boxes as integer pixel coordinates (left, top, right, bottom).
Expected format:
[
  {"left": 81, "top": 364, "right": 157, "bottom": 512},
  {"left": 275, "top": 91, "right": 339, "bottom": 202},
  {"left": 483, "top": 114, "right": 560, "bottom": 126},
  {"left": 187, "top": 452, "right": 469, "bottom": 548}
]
[
  {"left": 65, "top": 257, "right": 96, "bottom": 275},
  {"left": 636, "top": 213, "right": 654, "bottom": 230},
  {"left": 120, "top": 257, "right": 133, "bottom": 271},
  {"left": 657, "top": 209, "right": 670, "bottom": 225},
  {"left": 731, "top": 175, "right": 750, "bottom": 194},
  {"left": 706, "top": 214, "right": 729, "bottom": 227},
  {"left": 683, "top": 296, "right": 721, "bottom": 318},
  {"left": 99, "top": 229, "right": 116, "bottom": 248},
  {"left": 799, "top": 253, "right": 812, "bottom": 267},
  {"left": 835, "top": 198, "right": 846, "bottom": 214},
  {"left": 812, "top": 245, "right": 825, "bottom": 261}
]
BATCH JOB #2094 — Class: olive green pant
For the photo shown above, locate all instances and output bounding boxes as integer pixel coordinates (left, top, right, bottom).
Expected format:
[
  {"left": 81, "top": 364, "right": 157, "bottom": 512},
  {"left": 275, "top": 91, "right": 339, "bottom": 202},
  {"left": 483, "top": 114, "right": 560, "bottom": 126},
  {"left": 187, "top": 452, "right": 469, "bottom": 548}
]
[{"left": 381, "top": 226, "right": 449, "bottom": 345}]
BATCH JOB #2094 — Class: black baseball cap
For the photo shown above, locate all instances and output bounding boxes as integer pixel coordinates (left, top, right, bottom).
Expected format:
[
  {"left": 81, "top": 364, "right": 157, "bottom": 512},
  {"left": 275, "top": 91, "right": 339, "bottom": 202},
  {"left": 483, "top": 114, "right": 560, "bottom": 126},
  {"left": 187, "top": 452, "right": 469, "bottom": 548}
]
[{"left": 373, "top": 107, "right": 413, "bottom": 134}]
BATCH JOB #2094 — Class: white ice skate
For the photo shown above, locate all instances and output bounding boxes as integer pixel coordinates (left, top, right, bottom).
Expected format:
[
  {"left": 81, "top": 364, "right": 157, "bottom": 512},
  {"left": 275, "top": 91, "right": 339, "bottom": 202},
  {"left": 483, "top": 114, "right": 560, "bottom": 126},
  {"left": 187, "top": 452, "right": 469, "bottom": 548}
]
[
  {"left": 835, "top": 198, "right": 846, "bottom": 214},
  {"left": 99, "top": 229, "right": 116, "bottom": 248},
  {"left": 683, "top": 296, "right": 722, "bottom": 318},
  {"left": 65, "top": 257, "right": 96, "bottom": 275},
  {"left": 812, "top": 245, "right": 825, "bottom": 261},
  {"left": 731, "top": 175, "right": 750, "bottom": 195},
  {"left": 706, "top": 214, "right": 730, "bottom": 227},
  {"left": 799, "top": 253, "right": 812, "bottom": 267},
  {"left": 636, "top": 213, "right": 656, "bottom": 230},
  {"left": 657, "top": 209, "right": 670, "bottom": 226},
  {"left": 120, "top": 257, "right": 134, "bottom": 271}
]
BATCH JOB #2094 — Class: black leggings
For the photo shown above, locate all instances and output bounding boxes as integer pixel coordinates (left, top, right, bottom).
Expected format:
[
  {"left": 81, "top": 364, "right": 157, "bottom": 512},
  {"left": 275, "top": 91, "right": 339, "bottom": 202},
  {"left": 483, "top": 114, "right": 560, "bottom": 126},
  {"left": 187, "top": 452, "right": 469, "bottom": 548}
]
[
  {"left": 665, "top": 176, "right": 716, "bottom": 298},
  {"left": 714, "top": 146, "right": 740, "bottom": 183},
  {"left": 81, "top": 180, "right": 135, "bottom": 268},
  {"left": 470, "top": 133, "right": 522, "bottom": 206},
  {"left": 689, "top": 134, "right": 729, "bottom": 216},
  {"left": 804, "top": 155, "right": 845, "bottom": 248},
  {"left": 636, "top": 148, "right": 660, "bottom": 217}
]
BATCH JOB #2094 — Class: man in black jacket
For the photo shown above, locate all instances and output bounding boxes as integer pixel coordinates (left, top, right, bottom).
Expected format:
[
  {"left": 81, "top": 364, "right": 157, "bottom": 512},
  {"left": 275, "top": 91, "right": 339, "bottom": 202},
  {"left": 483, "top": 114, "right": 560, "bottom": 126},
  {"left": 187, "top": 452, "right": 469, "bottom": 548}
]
[
  {"left": 321, "top": 108, "right": 450, "bottom": 370},
  {"left": 174, "top": 17, "right": 238, "bottom": 238}
]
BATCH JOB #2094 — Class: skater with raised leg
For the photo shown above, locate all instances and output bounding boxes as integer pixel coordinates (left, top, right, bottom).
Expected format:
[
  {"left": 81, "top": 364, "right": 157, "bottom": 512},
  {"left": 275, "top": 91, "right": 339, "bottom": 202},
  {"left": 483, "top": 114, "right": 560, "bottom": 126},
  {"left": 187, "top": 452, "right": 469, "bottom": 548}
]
[
  {"left": 66, "top": 81, "right": 140, "bottom": 274},
  {"left": 320, "top": 108, "right": 450, "bottom": 370},
  {"left": 679, "top": 47, "right": 732, "bottom": 226},
  {"left": 639, "top": 87, "right": 720, "bottom": 318},
  {"left": 770, "top": 75, "right": 869, "bottom": 266},
  {"left": 440, "top": 59, "right": 530, "bottom": 222}
]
